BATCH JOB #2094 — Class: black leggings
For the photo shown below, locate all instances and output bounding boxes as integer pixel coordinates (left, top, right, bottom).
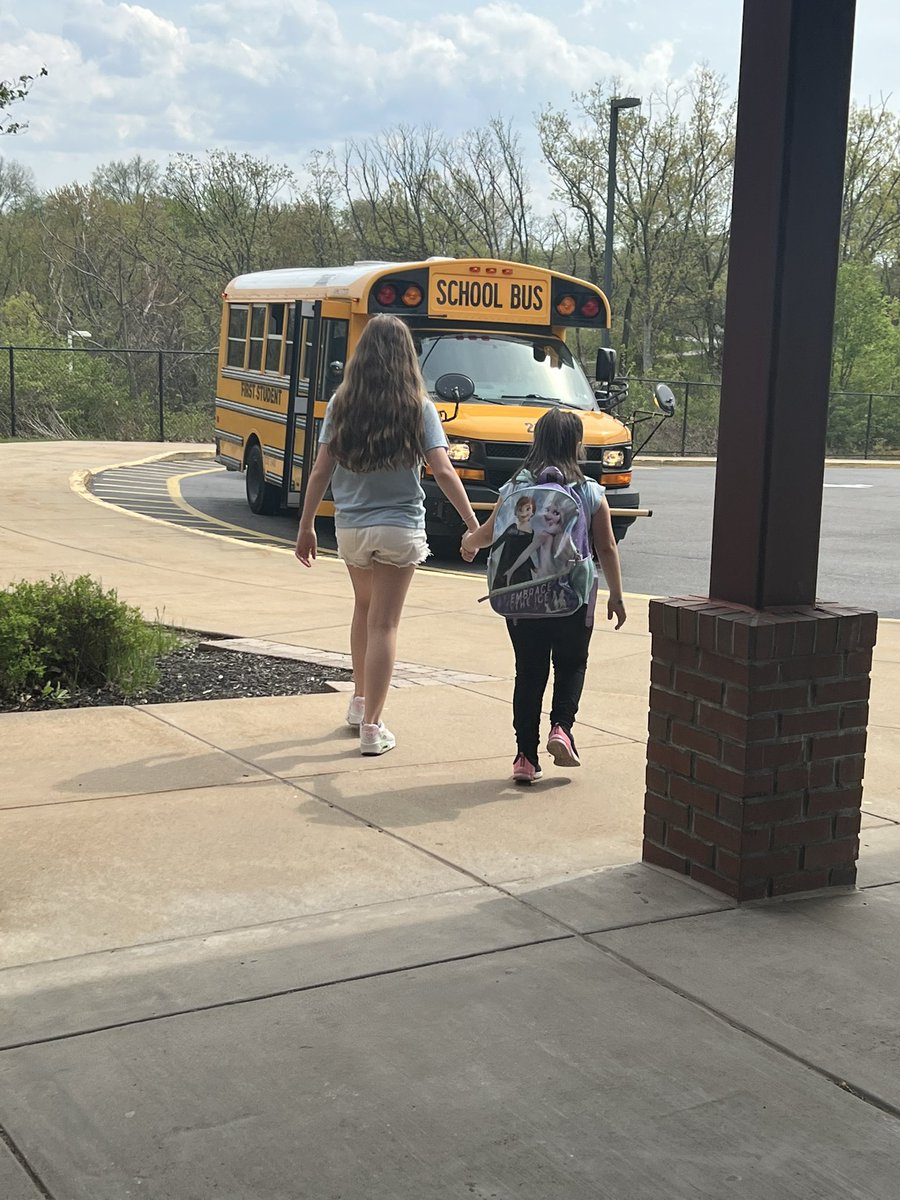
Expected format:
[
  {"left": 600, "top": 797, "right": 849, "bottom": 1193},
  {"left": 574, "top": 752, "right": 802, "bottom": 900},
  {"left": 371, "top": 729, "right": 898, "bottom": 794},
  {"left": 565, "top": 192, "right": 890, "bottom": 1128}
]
[{"left": 505, "top": 609, "right": 593, "bottom": 760}]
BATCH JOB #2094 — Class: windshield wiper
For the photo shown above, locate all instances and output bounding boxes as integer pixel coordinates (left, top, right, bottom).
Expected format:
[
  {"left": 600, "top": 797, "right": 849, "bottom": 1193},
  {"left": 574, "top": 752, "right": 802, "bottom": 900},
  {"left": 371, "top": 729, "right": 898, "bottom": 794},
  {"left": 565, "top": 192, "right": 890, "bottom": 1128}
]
[{"left": 501, "top": 394, "right": 564, "bottom": 406}]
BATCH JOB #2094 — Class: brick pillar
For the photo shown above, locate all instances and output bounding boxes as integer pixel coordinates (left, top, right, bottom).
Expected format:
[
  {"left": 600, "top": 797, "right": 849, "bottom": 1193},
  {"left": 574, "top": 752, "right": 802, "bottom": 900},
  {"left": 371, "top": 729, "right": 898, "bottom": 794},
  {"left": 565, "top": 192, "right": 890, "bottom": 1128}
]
[{"left": 643, "top": 598, "right": 877, "bottom": 902}]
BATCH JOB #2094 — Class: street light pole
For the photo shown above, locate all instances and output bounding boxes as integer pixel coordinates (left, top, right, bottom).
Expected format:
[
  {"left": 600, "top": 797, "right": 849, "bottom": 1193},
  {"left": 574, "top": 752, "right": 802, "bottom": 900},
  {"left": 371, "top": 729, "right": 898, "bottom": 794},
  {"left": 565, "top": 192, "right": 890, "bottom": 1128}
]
[
  {"left": 602, "top": 96, "right": 640, "bottom": 347},
  {"left": 67, "top": 328, "right": 92, "bottom": 373}
]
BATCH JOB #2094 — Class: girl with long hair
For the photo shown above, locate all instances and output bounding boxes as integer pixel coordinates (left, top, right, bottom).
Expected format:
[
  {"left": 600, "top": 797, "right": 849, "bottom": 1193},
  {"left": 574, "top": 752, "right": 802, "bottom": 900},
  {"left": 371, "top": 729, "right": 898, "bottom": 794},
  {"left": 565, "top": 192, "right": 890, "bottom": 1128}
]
[
  {"left": 461, "top": 407, "right": 626, "bottom": 784},
  {"left": 295, "top": 314, "right": 480, "bottom": 755}
]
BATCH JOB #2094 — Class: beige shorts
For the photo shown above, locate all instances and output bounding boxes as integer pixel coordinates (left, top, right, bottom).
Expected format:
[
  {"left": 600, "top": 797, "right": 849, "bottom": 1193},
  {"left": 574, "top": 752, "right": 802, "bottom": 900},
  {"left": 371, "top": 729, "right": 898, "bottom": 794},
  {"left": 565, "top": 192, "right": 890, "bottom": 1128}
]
[{"left": 336, "top": 525, "right": 430, "bottom": 569}]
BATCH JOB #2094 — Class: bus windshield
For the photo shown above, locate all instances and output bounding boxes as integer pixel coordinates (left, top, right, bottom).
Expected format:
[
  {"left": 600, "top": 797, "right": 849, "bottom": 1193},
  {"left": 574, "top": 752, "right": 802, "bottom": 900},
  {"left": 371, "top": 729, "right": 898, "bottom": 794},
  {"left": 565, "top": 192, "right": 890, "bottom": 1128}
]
[{"left": 416, "top": 332, "right": 596, "bottom": 411}]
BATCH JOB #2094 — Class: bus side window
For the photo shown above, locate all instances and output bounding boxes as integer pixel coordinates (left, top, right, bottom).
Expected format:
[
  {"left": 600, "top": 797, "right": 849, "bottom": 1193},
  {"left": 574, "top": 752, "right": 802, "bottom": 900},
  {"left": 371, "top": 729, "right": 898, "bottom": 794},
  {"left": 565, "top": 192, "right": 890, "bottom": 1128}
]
[
  {"left": 265, "top": 304, "right": 285, "bottom": 373},
  {"left": 317, "top": 320, "right": 348, "bottom": 398},
  {"left": 286, "top": 309, "right": 314, "bottom": 384},
  {"left": 284, "top": 306, "right": 296, "bottom": 377},
  {"left": 227, "top": 305, "right": 248, "bottom": 368},
  {"left": 299, "top": 317, "right": 313, "bottom": 381},
  {"left": 248, "top": 304, "right": 266, "bottom": 371}
]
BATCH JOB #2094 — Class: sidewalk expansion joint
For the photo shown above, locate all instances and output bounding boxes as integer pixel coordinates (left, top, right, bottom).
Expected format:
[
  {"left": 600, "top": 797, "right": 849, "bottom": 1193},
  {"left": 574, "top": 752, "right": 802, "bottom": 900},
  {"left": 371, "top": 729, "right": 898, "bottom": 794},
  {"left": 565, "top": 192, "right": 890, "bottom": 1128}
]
[
  {"left": 0, "top": 1123, "right": 55, "bottom": 1199},
  {"left": 0, "top": 935, "right": 573, "bottom": 1055},
  {"left": 586, "top": 938, "right": 900, "bottom": 1124}
]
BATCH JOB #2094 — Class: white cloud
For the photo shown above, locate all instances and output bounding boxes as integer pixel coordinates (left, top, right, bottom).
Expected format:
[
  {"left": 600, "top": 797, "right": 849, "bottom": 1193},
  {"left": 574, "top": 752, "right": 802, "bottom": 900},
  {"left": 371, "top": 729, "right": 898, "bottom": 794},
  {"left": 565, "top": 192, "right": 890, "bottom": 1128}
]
[{"left": 1, "top": 0, "right": 896, "bottom": 194}]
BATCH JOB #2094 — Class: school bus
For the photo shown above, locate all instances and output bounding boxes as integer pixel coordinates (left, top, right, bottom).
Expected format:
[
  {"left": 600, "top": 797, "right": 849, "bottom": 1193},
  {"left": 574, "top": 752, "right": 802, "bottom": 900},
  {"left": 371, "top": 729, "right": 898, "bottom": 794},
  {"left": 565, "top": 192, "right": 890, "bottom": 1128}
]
[{"left": 214, "top": 257, "right": 673, "bottom": 542}]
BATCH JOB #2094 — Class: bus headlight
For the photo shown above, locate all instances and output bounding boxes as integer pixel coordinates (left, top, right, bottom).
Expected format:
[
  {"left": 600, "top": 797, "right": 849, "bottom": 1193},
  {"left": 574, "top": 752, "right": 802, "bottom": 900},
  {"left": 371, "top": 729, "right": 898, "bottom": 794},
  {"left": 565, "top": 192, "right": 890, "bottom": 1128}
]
[
  {"left": 447, "top": 440, "right": 472, "bottom": 462},
  {"left": 602, "top": 448, "right": 626, "bottom": 468}
]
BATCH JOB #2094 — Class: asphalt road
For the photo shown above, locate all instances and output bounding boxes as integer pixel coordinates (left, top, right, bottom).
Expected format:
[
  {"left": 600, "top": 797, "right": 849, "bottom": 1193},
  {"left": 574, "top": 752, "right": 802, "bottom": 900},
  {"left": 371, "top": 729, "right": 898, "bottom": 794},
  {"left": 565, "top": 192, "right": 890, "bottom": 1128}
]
[{"left": 179, "top": 464, "right": 900, "bottom": 617}]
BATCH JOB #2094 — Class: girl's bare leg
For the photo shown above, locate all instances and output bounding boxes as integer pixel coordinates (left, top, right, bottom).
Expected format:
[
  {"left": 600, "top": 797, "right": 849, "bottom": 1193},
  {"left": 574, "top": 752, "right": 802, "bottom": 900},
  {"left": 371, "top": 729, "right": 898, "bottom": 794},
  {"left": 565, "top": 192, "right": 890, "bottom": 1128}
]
[
  {"left": 362, "top": 562, "right": 416, "bottom": 726},
  {"left": 346, "top": 565, "right": 374, "bottom": 699}
]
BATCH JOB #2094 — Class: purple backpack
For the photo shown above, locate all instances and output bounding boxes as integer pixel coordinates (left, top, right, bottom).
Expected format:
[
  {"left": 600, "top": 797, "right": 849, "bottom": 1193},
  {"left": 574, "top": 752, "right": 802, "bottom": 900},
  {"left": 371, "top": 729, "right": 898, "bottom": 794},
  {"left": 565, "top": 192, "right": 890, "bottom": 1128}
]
[{"left": 480, "top": 467, "right": 596, "bottom": 619}]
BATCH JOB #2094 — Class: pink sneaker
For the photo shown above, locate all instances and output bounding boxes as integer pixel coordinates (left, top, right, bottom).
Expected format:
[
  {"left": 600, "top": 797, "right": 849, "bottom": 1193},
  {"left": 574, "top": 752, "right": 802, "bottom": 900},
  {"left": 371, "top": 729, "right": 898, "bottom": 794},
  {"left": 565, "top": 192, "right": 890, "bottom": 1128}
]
[
  {"left": 512, "top": 753, "right": 543, "bottom": 784},
  {"left": 547, "top": 725, "right": 581, "bottom": 767}
]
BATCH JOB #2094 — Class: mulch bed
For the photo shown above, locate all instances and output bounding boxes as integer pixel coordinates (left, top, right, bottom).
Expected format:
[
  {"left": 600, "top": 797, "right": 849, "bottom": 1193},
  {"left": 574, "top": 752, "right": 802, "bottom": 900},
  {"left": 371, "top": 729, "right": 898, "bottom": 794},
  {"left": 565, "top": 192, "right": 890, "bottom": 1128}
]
[{"left": 1, "top": 642, "right": 354, "bottom": 713}]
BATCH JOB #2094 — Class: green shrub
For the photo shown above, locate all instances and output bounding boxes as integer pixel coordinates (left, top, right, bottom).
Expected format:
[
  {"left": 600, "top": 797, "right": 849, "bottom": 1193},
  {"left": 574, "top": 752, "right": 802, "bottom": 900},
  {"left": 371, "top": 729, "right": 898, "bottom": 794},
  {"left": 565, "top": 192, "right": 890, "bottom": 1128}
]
[{"left": 0, "top": 574, "right": 181, "bottom": 703}]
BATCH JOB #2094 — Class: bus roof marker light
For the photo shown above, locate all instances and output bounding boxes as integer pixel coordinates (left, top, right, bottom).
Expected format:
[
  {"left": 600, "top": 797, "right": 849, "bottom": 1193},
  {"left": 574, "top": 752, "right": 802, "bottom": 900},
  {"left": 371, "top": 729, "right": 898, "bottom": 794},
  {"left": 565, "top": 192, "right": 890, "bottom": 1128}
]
[
  {"left": 556, "top": 295, "right": 577, "bottom": 317},
  {"left": 376, "top": 283, "right": 397, "bottom": 306},
  {"left": 580, "top": 297, "right": 601, "bottom": 319},
  {"left": 402, "top": 285, "right": 423, "bottom": 306}
]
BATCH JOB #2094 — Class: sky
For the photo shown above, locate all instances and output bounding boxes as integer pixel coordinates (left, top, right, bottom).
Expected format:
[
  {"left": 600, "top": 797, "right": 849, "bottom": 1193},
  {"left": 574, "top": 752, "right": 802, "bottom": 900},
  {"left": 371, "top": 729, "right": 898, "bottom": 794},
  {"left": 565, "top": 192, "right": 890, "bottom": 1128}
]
[{"left": 2, "top": 0, "right": 899, "bottom": 195}]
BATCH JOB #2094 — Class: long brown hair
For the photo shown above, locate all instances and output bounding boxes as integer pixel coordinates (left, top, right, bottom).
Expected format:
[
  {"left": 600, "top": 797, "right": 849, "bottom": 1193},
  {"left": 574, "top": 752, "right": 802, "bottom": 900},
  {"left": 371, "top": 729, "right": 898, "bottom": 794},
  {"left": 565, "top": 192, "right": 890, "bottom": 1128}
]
[
  {"left": 327, "top": 314, "right": 427, "bottom": 472},
  {"left": 518, "top": 407, "right": 585, "bottom": 483}
]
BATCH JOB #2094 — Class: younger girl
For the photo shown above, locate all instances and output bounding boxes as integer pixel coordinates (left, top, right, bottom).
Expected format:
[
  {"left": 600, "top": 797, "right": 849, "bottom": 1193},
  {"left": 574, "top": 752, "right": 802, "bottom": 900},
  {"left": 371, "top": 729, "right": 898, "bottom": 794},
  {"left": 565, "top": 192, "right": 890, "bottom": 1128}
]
[
  {"left": 296, "top": 314, "right": 480, "bottom": 755},
  {"left": 461, "top": 408, "right": 626, "bottom": 784}
]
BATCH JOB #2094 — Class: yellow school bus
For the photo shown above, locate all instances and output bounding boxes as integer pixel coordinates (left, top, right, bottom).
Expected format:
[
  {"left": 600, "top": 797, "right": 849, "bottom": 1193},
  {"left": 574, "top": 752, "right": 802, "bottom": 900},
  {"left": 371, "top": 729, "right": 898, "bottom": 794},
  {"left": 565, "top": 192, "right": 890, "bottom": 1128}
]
[{"left": 214, "top": 257, "right": 671, "bottom": 542}]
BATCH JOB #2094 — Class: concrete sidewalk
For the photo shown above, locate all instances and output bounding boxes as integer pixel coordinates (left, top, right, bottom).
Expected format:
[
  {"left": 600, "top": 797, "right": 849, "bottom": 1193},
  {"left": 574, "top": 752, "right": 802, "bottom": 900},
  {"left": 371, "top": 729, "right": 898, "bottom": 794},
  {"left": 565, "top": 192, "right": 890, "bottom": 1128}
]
[{"left": 1, "top": 441, "right": 898, "bottom": 1199}]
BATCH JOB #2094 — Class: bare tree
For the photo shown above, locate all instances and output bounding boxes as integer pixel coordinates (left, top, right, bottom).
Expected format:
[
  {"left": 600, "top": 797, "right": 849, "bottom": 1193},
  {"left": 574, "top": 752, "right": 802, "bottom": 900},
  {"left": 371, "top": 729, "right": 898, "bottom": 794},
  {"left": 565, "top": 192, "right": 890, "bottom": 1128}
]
[
  {"left": 91, "top": 156, "right": 161, "bottom": 204},
  {"left": 841, "top": 99, "right": 900, "bottom": 278},
  {"left": 162, "top": 150, "right": 297, "bottom": 281},
  {"left": 540, "top": 71, "right": 735, "bottom": 374},
  {"left": 537, "top": 86, "right": 614, "bottom": 285},
  {"left": 433, "top": 117, "right": 534, "bottom": 260},
  {"left": 279, "top": 150, "right": 352, "bottom": 266},
  {"left": 340, "top": 125, "right": 450, "bottom": 259}
]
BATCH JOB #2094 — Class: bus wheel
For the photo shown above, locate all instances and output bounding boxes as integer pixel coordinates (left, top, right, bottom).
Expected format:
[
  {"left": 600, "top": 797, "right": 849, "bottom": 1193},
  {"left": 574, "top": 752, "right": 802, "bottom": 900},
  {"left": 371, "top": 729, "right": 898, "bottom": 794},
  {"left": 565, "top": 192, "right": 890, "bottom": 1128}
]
[{"left": 246, "top": 443, "right": 281, "bottom": 515}]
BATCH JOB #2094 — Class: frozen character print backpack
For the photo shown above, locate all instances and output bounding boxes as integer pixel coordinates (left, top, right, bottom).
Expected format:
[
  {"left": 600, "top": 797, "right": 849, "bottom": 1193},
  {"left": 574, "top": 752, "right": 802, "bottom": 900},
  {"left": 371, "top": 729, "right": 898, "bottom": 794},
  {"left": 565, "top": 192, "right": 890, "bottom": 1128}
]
[{"left": 481, "top": 467, "right": 597, "bottom": 620}]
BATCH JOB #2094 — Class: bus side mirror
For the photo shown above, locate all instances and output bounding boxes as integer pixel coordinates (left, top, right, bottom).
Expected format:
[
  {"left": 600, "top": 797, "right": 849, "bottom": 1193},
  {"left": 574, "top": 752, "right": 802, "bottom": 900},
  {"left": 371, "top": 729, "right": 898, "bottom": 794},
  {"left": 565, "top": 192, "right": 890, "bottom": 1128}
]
[
  {"left": 595, "top": 347, "right": 617, "bottom": 384},
  {"left": 434, "top": 373, "right": 475, "bottom": 403},
  {"left": 654, "top": 384, "right": 676, "bottom": 417}
]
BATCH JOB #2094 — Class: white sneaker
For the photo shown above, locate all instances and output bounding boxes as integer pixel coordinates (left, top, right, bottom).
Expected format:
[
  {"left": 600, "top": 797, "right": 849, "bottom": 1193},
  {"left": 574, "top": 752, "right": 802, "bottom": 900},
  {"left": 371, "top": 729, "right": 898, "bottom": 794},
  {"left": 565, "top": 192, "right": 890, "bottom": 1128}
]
[
  {"left": 360, "top": 722, "right": 396, "bottom": 756},
  {"left": 346, "top": 695, "right": 366, "bottom": 727}
]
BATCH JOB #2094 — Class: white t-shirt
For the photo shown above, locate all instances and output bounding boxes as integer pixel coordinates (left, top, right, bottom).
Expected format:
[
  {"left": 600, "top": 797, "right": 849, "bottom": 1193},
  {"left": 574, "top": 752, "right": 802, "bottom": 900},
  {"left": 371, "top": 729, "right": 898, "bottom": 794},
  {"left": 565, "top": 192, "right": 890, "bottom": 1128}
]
[{"left": 318, "top": 396, "right": 449, "bottom": 529}]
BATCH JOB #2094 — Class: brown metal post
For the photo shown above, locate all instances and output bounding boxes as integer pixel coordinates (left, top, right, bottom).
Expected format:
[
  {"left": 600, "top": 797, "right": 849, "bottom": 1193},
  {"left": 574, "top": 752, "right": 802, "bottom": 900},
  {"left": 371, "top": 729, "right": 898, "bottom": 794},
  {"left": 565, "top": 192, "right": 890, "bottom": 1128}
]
[
  {"left": 643, "top": 1, "right": 876, "bottom": 903},
  {"left": 709, "top": 0, "right": 857, "bottom": 609}
]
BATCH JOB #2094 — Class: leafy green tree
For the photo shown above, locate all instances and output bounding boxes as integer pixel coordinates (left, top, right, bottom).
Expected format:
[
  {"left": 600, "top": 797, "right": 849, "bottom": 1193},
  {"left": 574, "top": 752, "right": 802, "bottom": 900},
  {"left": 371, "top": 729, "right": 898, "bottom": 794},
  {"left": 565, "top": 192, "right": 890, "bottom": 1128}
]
[
  {"left": 0, "top": 68, "right": 47, "bottom": 136},
  {"left": 831, "top": 261, "right": 899, "bottom": 392}
]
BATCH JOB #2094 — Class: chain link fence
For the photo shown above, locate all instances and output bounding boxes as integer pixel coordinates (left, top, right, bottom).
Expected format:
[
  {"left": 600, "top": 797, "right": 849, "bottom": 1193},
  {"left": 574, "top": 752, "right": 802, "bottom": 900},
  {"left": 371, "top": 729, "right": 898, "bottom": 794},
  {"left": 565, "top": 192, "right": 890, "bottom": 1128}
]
[
  {"left": 1, "top": 346, "right": 897, "bottom": 457},
  {"left": 0, "top": 347, "right": 216, "bottom": 442},
  {"left": 627, "top": 377, "right": 900, "bottom": 459}
]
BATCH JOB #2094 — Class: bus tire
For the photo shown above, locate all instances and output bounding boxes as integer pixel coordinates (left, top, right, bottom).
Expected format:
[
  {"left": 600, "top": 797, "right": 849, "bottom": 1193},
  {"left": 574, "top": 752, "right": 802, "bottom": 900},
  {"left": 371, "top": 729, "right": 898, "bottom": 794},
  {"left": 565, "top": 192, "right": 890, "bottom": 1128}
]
[{"left": 245, "top": 443, "right": 281, "bottom": 515}]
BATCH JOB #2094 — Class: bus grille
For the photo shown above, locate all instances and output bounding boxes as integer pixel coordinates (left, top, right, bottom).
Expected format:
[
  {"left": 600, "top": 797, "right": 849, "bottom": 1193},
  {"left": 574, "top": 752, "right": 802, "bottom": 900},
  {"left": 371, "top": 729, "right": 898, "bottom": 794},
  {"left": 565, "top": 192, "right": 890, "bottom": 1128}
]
[
  {"left": 482, "top": 441, "right": 607, "bottom": 490},
  {"left": 486, "top": 442, "right": 613, "bottom": 463}
]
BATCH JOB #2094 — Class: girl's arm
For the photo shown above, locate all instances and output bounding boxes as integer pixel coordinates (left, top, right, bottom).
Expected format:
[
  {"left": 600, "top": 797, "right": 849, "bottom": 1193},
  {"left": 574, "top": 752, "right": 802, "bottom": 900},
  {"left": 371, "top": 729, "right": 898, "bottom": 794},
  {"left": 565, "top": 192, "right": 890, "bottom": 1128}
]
[
  {"left": 460, "top": 497, "right": 501, "bottom": 561},
  {"left": 591, "top": 497, "right": 626, "bottom": 628},
  {"left": 295, "top": 444, "right": 336, "bottom": 567},
  {"left": 425, "top": 446, "right": 480, "bottom": 535}
]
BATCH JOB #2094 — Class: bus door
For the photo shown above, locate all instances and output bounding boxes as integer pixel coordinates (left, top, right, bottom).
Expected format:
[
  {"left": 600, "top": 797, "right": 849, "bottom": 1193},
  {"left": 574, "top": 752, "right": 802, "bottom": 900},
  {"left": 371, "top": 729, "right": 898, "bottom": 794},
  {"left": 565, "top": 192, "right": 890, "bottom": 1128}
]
[
  {"left": 282, "top": 299, "right": 316, "bottom": 506},
  {"left": 295, "top": 306, "right": 349, "bottom": 513}
]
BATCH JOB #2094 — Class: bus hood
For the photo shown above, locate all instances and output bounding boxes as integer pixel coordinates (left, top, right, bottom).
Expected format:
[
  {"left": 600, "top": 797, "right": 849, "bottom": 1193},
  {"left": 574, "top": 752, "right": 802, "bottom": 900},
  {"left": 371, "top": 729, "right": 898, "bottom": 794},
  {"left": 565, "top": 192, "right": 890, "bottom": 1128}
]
[{"left": 437, "top": 405, "right": 630, "bottom": 445}]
